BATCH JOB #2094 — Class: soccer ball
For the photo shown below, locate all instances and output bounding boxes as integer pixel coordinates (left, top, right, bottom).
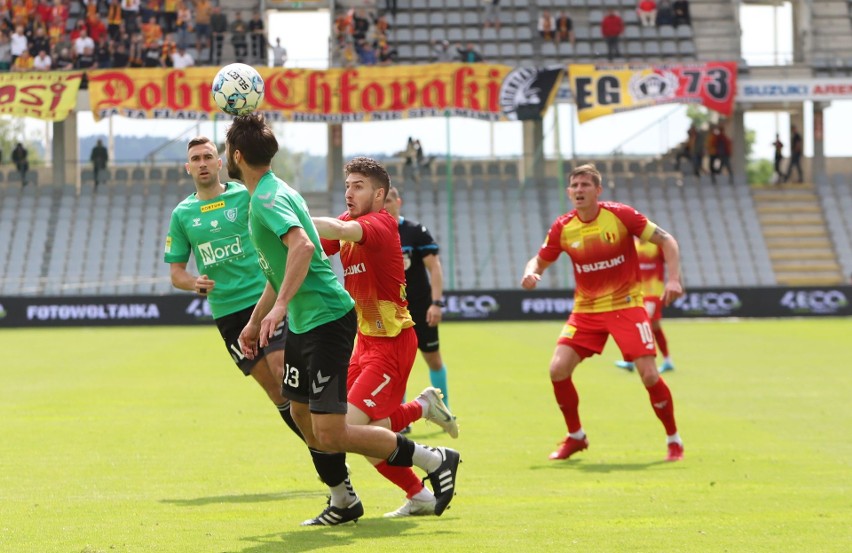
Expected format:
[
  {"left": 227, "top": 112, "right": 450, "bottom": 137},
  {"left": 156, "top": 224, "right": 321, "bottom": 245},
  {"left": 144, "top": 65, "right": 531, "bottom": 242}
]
[{"left": 211, "top": 63, "right": 265, "bottom": 116}]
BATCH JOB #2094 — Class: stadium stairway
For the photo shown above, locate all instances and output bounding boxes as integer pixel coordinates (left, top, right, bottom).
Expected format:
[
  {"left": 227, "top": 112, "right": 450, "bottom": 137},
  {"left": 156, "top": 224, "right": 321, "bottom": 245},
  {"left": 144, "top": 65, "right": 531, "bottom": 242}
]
[{"left": 752, "top": 183, "right": 844, "bottom": 286}]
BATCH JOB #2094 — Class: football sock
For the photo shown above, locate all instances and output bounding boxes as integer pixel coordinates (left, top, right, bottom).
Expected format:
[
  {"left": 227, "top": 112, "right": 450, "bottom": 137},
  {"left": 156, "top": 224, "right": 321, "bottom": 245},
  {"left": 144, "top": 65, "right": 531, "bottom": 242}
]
[
  {"left": 328, "top": 477, "right": 358, "bottom": 508},
  {"left": 411, "top": 487, "right": 436, "bottom": 502},
  {"left": 389, "top": 400, "right": 423, "bottom": 432},
  {"left": 667, "top": 432, "right": 682, "bottom": 445},
  {"left": 646, "top": 378, "right": 678, "bottom": 435},
  {"left": 309, "top": 448, "right": 348, "bottom": 488},
  {"left": 569, "top": 429, "right": 586, "bottom": 440},
  {"left": 429, "top": 365, "right": 449, "bottom": 406},
  {"left": 276, "top": 401, "right": 305, "bottom": 443},
  {"left": 552, "top": 378, "right": 582, "bottom": 434},
  {"left": 386, "top": 434, "right": 415, "bottom": 467},
  {"left": 387, "top": 435, "right": 442, "bottom": 473},
  {"left": 653, "top": 328, "right": 669, "bottom": 358},
  {"left": 374, "top": 461, "right": 425, "bottom": 498}
]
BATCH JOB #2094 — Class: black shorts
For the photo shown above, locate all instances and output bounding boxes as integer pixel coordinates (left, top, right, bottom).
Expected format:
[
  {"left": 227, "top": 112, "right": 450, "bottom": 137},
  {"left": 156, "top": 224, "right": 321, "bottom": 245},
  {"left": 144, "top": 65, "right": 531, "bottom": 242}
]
[
  {"left": 282, "top": 308, "right": 356, "bottom": 414},
  {"left": 215, "top": 305, "right": 287, "bottom": 376},
  {"left": 409, "top": 300, "right": 440, "bottom": 353}
]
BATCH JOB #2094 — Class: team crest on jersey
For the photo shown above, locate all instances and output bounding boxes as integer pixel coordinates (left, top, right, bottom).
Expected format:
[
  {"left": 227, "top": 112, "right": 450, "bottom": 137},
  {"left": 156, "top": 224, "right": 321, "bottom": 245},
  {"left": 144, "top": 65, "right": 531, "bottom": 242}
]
[
  {"left": 192, "top": 218, "right": 201, "bottom": 227},
  {"left": 225, "top": 208, "right": 238, "bottom": 222},
  {"left": 602, "top": 231, "right": 617, "bottom": 244}
]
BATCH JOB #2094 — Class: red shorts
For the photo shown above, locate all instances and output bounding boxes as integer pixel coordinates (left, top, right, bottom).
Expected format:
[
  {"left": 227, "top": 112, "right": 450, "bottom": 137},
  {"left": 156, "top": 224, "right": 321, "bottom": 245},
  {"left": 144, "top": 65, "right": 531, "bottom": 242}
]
[
  {"left": 644, "top": 296, "right": 663, "bottom": 322},
  {"left": 347, "top": 326, "right": 417, "bottom": 420},
  {"left": 557, "top": 306, "right": 657, "bottom": 362}
]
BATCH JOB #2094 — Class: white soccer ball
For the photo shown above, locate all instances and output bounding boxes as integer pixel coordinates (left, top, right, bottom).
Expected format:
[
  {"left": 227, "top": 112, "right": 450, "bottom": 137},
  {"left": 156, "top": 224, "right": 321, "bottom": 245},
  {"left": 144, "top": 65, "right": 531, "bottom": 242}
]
[{"left": 211, "top": 63, "right": 265, "bottom": 116}]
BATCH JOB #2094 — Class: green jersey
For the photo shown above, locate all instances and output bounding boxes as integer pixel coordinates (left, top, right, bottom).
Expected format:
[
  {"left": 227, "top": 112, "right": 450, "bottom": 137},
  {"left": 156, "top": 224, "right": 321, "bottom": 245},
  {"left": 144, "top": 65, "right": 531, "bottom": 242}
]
[
  {"left": 249, "top": 171, "right": 354, "bottom": 334},
  {"left": 164, "top": 182, "right": 266, "bottom": 319}
]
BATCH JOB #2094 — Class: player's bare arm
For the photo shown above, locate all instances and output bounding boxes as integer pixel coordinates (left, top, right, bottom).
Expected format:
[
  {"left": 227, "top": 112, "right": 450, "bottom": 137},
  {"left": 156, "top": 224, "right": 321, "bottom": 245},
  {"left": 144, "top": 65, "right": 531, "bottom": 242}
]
[
  {"left": 169, "top": 262, "right": 215, "bottom": 295},
  {"left": 258, "top": 227, "right": 315, "bottom": 347},
  {"left": 522, "top": 255, "right": 553, "bottom": 290},
  {"left": 648, "top": 226, "right": 684, "bottom": 305},
  {"left": 312, "top": 216, "right": 364, "bottom": 243},
  {"left": 423, "top": 253, "right": 444, "bottom": 326}
]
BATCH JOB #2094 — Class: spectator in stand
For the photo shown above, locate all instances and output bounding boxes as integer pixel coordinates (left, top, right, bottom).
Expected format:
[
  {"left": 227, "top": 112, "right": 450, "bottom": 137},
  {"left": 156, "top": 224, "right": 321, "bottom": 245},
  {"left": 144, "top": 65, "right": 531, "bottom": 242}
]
[
  {"left": 88, "top": 14, "right": 108, "bottom": 44},
  {"left": 107, "top": 0, "right": 123, "bottom": 39},
  {"left": 377, "top": 41, "right": 396, "bottom": 66},
  {"left": 140, "top": 0, "right": 156, "bottom": 23},
  {"left": 656, "top": 0, "right": 674, "bottom": 27},
  {"left": 29, "top": 27, "right": 50, "bottom": 57},
  {"left": 230, "top": 11, "right": 249, "bottom": 62},
  {"left": 692, "top": 125, "right": 706, "bottom": 177},
  {"left": 33, "top": 48, "right": 51, "bottom": 70},
  {"left": 35, "top": 0, "right": 53, "bottom": 28},
  {"left": 95, "top": 35, "right": 112, "bottom": 68},
  {"left": 249, "top": 10, "right": 264, "bottom": 63},
  {"left": 161, "top": 33, "right": 177, "bottom": 67},
  {"left": 12, "top": 48, "right": 33, "bottom": 71},
  {"left": 209, "top": 5, "right": 227, "bottom": 64},
  {"left": 601, "top": 10, "right": 624, "bottom": 61},
  {"left": 111, "top": 41, "right": 129, "bottom": 67},
  {"left": 772, "top": 133, "right": 784, "bottom": 184},
  {"left": 49, "top": 16, "right": 66, "bottom": 46},
  {"left": 674, "top": 124, "right": 696, "bottom": 172},
  {"left": 673, "top": 0, "right": 691, "bottom": 27},
  {"left": 784, "top": 125, "right": 803, "bottom": 183},
  {"left": 10, "top": 24, "right": 26, "bottom": 65},
  {"left": 193, "top": 0, "right": 212, "bottom": 63},
  {"left": 90, "top": 139, "right": 108, "bottom": 187},
  {"left": 269, "top": 36, "right": 286, "bottom": 66},
  {"left": 162, "top": 0, "right": 178, "bottom": 33},
  {"left": 374, "top": 13, "right": 390, "bottom": 39},
  {"left": 538, "top": 9, "right": 556, "bottom": 43},
  {"left": 556, "top": 11, "right": 575, "bottom": 46},
  {"left": 141, "top": 16, "right": 163, "bottom": 45},
  {"left": 352, "top": 9, "right": 369, "bottom": 44},
  {"left": 432, "top": 40, "right": 454, "bottom": 62},
  {"left": 0, "top": 31, "right": 11, "bottom": 71},
  {"left": 456, "top": 42, "right": 483, "bottom": 63},
  {"left": 74, "top": 29, "right": 95, "bottom": 56},
  {"left": 711, "top": 125, "right": 733, "bottom": 185},
  {"left": 121, "top": 0, "right": 140, "bottom": 34},
  {"left": 12, "top": 143, "right": 28, "bottom": 186},
  {"left": 637, "top": 0, "right": 657, "bottom": 28},
  {"left": 53, "top": 45, "right": 74, "bottom": 69},
  {"left": 482, "top": 0, "right": 501, "bottom": 30},
  {"left": 334, "top": 10, "right": 354, "bottom": 46},
  {"left": 339, "top": 41, "right": 356, "bottom": 68},
  {"left": 142, "top": 38, "right": 162, "bottom": 67},
  {"left": 128, "top": 32, "right": 144, "bottom": 67},
  {"left": 75, "top": 44, "right": 97, "bottom": 69},
  {"left": 171, "top": 43, "right": 192, "bottom": 68},
  {"left": 70, "top": 19, "right": 89, "bottom": 42},
  {"left": 358, "top": 40, "right": 377, "bottom": 66},
  {"left": 175, "top": 1, "right": 191, "bottom": 50}
]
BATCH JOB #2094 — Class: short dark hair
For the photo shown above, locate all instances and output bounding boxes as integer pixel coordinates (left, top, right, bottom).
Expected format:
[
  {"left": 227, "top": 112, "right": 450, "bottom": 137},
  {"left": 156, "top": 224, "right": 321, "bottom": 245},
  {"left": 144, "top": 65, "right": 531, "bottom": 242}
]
[
  {"left": 225, "top": 113, "right": 279, "bottom": 167},
  {"left": 345, "top": 157, "right": 391, "bottom": 198},
  {"left": 187, "top": 136, "right": 214, "bottom": 151},
  {"left": 569, "top": 163, "right": 602, "bottom": 187}
]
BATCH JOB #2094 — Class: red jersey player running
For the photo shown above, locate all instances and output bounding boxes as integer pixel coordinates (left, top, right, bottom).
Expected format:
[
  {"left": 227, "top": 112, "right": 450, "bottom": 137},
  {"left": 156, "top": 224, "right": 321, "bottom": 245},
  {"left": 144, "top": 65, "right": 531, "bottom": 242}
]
[
  {"left": 313, "top": 157, "right": 459, "bottom": 518},
  {"left": 521, "top": 164, "right": 685, "bottom": 462},
  {"left": 615, "top": 237, "right": 675, "bottom": 373}
]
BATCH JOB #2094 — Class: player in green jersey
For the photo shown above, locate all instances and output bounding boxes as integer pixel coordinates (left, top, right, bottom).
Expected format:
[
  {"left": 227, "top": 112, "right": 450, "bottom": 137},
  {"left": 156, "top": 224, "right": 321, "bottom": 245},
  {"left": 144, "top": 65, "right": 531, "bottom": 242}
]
[
  {"left": 227, "top": 114, "right": 460, "bottom": 526},
  {"left": 164, "top": 136, "right": 303, "bottom": 442}
]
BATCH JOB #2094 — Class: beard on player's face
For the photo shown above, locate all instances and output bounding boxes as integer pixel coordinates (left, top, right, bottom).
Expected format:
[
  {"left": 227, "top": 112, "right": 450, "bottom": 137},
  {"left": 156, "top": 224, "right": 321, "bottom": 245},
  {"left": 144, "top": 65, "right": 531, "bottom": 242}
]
[{"left": 226, "top": 148, "right": 242, "bottom": 181}]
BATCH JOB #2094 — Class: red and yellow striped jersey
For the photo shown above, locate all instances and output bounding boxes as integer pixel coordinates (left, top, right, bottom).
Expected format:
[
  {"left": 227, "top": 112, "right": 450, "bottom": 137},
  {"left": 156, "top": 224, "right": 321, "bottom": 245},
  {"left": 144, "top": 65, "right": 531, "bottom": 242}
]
[
  {"left": 635, "top": 238, "right": 665, "bottom": 299},
  {"left": 321, "top": 210, "right": 414, "bottom": 338},
  {"left": 538, "top": 201, "right": 656, "bottom": 313}
]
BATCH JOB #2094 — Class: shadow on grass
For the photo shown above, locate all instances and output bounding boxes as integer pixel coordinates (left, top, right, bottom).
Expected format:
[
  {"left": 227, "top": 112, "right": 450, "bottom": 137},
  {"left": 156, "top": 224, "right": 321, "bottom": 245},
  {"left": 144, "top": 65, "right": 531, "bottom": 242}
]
[
  {"left": 530, "top": 459, "right": 670, "bottom": 473},
  {"left": 225, "top": 518, "right": 458, "bottom": 553},
  {"left": 162, "top": 489, "right": 326, "bottom": 507}
]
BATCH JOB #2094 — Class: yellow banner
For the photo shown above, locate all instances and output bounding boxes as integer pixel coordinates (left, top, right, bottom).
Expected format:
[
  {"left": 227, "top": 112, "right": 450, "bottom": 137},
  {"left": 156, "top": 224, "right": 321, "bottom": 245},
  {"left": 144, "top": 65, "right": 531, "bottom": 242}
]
[
  {"left": 0, "top": 72, "right": 84, "bottom": 121},
  {"left": 87, "top": 65, "right": 564, "bottom": 122}
]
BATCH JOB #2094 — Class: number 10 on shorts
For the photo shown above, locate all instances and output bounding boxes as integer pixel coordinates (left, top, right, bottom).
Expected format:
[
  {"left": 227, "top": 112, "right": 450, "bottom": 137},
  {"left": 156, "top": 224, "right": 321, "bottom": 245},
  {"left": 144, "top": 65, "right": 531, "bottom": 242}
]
[{"left": 635, "top": 322, "right": 654, "bottom": 347}]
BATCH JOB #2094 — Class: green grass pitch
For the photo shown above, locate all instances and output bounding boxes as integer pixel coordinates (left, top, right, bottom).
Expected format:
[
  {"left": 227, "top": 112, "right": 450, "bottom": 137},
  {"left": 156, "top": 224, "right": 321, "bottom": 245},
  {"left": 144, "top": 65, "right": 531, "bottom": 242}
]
[{"left": 1, "top": 319, "right": 850, "bottom": 552}]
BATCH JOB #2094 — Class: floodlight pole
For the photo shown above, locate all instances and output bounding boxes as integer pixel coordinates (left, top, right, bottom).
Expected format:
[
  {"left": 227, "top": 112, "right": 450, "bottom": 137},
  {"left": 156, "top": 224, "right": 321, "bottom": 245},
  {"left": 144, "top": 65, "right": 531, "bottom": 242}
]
[{"left": 445, "top": 110, "right": 455, "bottom": 290}]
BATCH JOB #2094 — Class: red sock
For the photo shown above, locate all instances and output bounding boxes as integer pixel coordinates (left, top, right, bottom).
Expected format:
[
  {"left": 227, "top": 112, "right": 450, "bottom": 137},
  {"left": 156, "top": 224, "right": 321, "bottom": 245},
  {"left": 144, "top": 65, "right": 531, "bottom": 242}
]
[
  {"left": 374, "top": 461, "right": 424, "bottom": 498},
  {"left": 552, "top": 378, "right": 582, "bottom": 434},
  {"left": 653, "top": 327, "right": 669, "bottom": 358},
  {"left": 388, "top": 400, "right": 423, "bottom": 432},
  {"left": 646, "top": 378, "right": 677, "bottom": 435}
]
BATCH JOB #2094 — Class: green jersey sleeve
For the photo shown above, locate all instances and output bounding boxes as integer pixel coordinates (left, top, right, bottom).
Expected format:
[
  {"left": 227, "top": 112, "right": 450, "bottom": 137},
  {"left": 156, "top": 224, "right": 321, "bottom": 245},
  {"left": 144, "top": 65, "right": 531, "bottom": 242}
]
[{"left": 164, "top": 209, "right": 191, "bottom": 263}]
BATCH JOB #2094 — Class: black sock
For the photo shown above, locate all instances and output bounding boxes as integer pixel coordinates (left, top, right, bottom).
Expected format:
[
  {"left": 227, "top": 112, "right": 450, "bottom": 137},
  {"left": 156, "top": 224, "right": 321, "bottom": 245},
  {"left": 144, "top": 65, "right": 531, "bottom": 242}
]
[
  {"left": 386, "top": 434, "right": 415, "bottom": 467},
  {"left": 276, "top": 400, "right": 305, "bottom": 443},
  {"left": 309, "top": 448, "right": 348, "bottom": 487}
]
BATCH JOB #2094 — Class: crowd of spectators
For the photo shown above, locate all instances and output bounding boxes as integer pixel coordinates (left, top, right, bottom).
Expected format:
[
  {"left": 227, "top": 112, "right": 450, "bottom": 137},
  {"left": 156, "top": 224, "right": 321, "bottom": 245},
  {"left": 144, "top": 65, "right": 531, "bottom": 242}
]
[{"left": 0, "top": 0, "right": 280, "bottom": 74}]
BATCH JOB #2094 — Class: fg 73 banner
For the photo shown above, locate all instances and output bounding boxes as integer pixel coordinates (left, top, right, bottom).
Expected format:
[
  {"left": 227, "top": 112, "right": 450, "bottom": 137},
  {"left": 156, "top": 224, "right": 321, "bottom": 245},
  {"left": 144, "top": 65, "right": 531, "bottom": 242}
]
[{"left": 568, "top": 61, "right": 737, "bottom": 123}]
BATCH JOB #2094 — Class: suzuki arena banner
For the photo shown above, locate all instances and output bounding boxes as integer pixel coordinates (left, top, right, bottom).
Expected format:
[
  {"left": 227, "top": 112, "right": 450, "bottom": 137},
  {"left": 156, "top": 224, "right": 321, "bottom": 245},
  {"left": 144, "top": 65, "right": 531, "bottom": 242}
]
[
  {"left": 87, "top": 64, "right": 564, "bottom": 122},
  {"left": 738, "top": 78, "right": 852, "bottom": 103},
  {"left": 568, "top": 62, "right": 737, "bottom": 123},
  {"left": 0, "top": 71, "right": 84, "bottom": 121}
]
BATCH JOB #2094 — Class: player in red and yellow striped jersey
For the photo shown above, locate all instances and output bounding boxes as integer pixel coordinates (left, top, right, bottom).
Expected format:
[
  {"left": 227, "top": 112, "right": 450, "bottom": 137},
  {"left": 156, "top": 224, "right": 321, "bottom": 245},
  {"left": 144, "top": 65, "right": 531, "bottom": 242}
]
[
  {"left": 615, "top": 237, "right": 675, "bottom": 373},
  {"left": 522, "top": 164, "right": 685, "bottom": 462},
  {"left": 314, "top": 157, "right": 459, "bottom": 518}
]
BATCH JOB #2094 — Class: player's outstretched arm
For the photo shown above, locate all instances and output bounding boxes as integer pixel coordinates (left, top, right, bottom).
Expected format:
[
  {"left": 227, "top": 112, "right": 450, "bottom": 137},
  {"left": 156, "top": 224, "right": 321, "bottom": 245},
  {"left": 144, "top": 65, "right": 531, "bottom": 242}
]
[
  {"left": 521, "top": 255, "right": 552, "bottom": 290},
  {"left": 170, "top": 262, "right": 215, "bottom": 295},
  {"left": 312, "top": 216, "right": 364, "bottom": 243},
  {"left": 649, "top": 226, "right": 684, "bottom": 305}
]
